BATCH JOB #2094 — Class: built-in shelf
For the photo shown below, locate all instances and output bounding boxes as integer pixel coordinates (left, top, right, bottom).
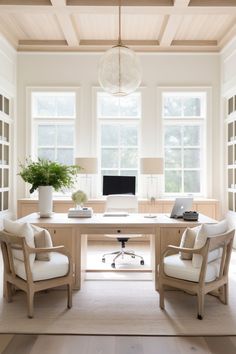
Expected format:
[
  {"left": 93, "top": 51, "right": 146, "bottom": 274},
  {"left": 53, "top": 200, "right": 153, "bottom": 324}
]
[
  {"left": 0, "top": 92, "right": 11, "bottom": 212},
  {"left": 226, "top": 94, "right": 236, "bottom": 212}
]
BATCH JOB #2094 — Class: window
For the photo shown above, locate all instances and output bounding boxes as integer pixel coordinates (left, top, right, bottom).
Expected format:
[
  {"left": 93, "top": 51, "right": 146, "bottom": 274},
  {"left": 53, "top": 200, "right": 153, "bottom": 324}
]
[
  {"left": 98, "top": 92, "right": 141, "bottom": 193},
  {"left": 163, "top": 91, "right": 206, "bottom": 195},
  {"left": 31, "top": 91, "right": 76, "bottom": 165}
]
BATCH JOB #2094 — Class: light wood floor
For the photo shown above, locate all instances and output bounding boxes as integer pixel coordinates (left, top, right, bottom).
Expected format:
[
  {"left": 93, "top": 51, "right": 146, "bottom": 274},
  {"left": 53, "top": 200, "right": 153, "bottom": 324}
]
[{"left": 1, "top": 334, "right": 236, "bottom": 354}]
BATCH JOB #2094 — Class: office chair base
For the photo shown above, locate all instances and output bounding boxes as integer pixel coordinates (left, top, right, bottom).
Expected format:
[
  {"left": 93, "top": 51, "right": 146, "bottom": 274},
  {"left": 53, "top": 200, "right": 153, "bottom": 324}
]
[{"left": 102, "top": 249, "right": 144, "bottom": 268}]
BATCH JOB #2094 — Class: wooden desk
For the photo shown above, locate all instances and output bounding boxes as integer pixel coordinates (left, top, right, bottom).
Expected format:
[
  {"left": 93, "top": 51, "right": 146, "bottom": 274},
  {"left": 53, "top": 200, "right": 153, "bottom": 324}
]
[{"left": 18, "top": 213, "right": 216, "bottom": 290}]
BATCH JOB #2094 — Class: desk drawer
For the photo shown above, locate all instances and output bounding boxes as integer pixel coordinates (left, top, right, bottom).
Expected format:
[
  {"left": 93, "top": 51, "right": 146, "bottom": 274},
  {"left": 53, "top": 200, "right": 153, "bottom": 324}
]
[{"left": 81, "top": 227, "right": 149, "bottom": 235}]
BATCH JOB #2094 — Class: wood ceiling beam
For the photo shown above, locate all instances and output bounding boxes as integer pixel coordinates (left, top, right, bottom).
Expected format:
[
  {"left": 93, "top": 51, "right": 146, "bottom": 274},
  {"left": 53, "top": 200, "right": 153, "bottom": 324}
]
[
  {"left": 17, "top": 43, "right": 219, "bottom": 52},
  {"left": 67, "top": 0, "right": 173, "bottom": 5},
  {"left": 159, "top": 14, "right": 183, "bottom": 46},
  {"left": 19, "top": 39, "right": 67, "bottom": 45},
  {"left": 50, "top": 0, "right": 80, "bottom": 46},
  {"left": 18, "top": 39, "right": 160, "bottom": 46},
  {"left": 18, "top": 38, "right": 218, "bottom": 48},
  {"left": 189, "top": 0, "right": 236, "bottom": 6},
  {"left": 218, "top": 21, "right": 236, "bottom": 50},
  {"left": 172, "top": 39, "right": 217, "bottom": 45},
  {"left": 1, "top": 4, "right": 236, "bottom": 15},
  {"left": 159, "top": 0, "right": 190, "bottom": 46}
]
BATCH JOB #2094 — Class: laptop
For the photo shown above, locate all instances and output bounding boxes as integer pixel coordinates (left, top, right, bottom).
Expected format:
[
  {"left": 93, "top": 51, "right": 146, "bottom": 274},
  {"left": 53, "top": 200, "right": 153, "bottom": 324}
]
[{"left": 170, "top": 197, "right": 193, "bottom": 218}]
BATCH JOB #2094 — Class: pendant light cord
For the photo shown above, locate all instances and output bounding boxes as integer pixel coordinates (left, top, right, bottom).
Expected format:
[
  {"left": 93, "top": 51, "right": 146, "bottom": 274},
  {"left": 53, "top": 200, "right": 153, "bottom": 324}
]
[
  {"left": 118, "top": 0, "right": 122, "bottom": 93},
  {"left": 118, "top": 1, "right": 121, "bottom": 46}
]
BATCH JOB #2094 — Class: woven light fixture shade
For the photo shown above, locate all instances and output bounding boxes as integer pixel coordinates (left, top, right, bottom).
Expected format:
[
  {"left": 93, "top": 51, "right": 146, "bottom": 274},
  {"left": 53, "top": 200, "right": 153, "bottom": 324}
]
[
  {"left": 98, "top": 45, "right": 142, "bottom": 96},
  {"left": 98, "top": 4, "right": 142, "bottom": 96}
]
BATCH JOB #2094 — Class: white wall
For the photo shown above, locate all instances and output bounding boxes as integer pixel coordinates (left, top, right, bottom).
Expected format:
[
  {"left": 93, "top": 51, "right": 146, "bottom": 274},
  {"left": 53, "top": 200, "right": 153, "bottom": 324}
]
[
  {"left": 0, "top": 34, "right": 17, "bottom": 221},
  {"left": 17, "top": 52, "right": 221, "bottom": 203}
]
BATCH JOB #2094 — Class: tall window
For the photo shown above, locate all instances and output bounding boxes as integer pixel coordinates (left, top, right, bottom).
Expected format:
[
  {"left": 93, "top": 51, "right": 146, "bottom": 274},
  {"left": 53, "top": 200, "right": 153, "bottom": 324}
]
[
  {"left": 98, "top": 92, "right": 141, "bottom": 193},
  {"left": 32, "top": 91, "right": 76, "bottom": 165},
  {"left": 163, "top": 91, "right": 206, "bottom": 195}
]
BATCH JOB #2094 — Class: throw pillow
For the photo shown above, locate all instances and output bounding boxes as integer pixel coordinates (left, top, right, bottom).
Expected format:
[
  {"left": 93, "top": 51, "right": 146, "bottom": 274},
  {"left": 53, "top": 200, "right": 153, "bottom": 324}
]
[
  {"left": 3, "top": 219, "right": 35, "bottom": 265},
  {"left": 31, "top": 224, "right": 53, "bottom": 261},
  {"left": 192, "top": 219, "right": 228, "bottom": 268},
  {"left": 179, "top": 226, "right": 200, "bottom": 260}
]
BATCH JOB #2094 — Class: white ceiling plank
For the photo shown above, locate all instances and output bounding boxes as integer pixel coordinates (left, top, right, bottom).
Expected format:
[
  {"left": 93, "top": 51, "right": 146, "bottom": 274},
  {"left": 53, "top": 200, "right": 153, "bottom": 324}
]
[{"left": 0, "top": 22, "right": 18, "bottom": 48}]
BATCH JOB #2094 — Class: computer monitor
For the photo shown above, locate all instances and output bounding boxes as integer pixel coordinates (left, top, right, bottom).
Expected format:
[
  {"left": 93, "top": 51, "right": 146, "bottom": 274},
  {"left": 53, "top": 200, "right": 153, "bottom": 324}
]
[
  {"left": 170, "top": 197, "right": 193, "bottom": 218},
  {"left": 103, "top": 175, "right": 136, "bottom": 196}
]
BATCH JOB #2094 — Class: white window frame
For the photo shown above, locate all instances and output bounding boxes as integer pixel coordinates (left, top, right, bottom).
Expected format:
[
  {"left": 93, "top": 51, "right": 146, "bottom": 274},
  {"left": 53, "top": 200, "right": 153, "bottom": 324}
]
[
  {"left": 26, "top": 86, "right": 81, "bottom": 197},
  {"left": 96, "top": 90, "right": 142, "bottom": 197},
  {"left": 157, "top": 87, "right": 212, "bottom": 198}
]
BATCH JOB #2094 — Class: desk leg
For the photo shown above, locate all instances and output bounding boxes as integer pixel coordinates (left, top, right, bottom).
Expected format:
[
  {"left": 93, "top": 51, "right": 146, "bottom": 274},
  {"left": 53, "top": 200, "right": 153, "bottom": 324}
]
[
  {"left": 74, "top": 231, "right": 87, "bottom": 290},
  {"left": 152, "top": 227, "right": 161, "bottom": 291}
]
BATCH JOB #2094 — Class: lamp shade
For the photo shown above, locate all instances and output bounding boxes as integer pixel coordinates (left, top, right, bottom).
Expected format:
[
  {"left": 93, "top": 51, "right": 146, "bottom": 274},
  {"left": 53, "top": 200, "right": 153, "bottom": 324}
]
[
  {"left": 98, "top": 45, "right": 142, "bottom": 96},
  {"left": 75, "top": 157, "right": 98, "bottom": 174},
  {"left": 140, "top": 158, "right": 164, "bottom": 175}
]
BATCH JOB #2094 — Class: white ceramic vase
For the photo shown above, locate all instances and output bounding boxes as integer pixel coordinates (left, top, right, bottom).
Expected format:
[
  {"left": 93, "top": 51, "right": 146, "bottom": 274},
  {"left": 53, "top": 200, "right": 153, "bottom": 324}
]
[{"left": 38, "top": 186, "right": 53, "bottom": 217}]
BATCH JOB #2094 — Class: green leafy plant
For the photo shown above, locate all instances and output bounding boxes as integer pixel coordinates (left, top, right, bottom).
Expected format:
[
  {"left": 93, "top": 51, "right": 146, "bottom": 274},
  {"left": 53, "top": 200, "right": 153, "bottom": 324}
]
[{"left": 19, "top": 158, "right": 81, "bottom": 194}]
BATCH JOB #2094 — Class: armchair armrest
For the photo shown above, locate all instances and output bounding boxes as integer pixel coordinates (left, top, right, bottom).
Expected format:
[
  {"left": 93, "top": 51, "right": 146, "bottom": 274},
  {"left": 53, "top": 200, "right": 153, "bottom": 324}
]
[
  {"left": 162, "top": 244, "right": 205, "bottom": 259},
  {"left": 28, "top": 245, "right": 71, "bottom": 258}
]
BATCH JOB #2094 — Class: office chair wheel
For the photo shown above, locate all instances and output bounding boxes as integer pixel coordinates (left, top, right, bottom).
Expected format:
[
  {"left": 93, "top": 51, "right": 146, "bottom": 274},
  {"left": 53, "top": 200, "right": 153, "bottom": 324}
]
[
  {"left": 111, "top": 262, "right": 116, "bottom": 268},
  {"left": 140, "top": 260, "right": 144, "bottom": 265},
  {"left": 102, "top": 257, "right": 105, "bottom": 263}
]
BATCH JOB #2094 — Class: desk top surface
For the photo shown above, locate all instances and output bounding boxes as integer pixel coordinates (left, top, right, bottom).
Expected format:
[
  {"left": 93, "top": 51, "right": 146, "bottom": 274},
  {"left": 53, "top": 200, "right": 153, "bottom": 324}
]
[{"left": 18, "top": 212, "right": 216, "bottom": 227}]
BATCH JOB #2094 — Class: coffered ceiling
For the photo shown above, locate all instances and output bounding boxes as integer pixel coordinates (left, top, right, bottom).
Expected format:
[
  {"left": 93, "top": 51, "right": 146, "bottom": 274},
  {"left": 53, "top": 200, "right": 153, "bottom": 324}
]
[{"left": 0, "top": 0, "right": 236, "bottom": 52}]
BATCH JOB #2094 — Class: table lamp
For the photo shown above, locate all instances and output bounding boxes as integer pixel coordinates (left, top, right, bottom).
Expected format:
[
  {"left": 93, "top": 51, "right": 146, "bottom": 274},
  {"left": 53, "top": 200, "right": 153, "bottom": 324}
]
[
  {"left": 140, "top": 157, "right": 164, "bottom": 214},
  {"left": 75, "top": 157, "right": 98, "bottom": 198}
]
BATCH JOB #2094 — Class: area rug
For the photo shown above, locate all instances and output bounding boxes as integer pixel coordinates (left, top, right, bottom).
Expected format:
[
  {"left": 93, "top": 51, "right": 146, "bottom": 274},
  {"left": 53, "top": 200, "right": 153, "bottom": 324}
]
[{"left": 1, "top": 274, "right": 236, "bottom": 336}]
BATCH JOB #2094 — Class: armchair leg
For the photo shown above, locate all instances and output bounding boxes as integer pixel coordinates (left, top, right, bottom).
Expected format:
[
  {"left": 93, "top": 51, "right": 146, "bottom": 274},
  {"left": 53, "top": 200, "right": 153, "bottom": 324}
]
[
  {"left": 67, "top": 283, "right": 72, "bottom": 309},
  {"left": 219, "top": 284, "right": 228, "bottom": 305},
  {"left": 4, "top": 281, "right": 13, "bottom": 302},
  {"left": 197, "top": 292, "right": 205, "bottom": 320},
  {"left": 159, "top": 282, "right": 165, "bottom": 310},
  {"left": 27, "top": 291, "right": 34, "bottom": 319}
]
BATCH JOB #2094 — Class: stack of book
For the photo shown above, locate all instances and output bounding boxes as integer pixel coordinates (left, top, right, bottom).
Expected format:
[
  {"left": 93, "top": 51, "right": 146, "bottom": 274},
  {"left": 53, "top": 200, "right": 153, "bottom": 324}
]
[{"left": 68, "top": 207, "right": 93, "bottom": 218}]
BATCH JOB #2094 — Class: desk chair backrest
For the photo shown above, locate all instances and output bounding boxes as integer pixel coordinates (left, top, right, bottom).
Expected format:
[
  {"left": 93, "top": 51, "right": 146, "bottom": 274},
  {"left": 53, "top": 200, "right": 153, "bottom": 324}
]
[{"left": 106, "top": 194, "right": 138, "bottom": 213}]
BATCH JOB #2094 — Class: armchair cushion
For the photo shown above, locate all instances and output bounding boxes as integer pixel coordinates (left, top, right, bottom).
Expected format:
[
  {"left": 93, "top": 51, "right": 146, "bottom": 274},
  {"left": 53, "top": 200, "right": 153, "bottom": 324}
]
[
  {"left": 31, "top": 225, "right": 53, "bottom": 261},
  {"left": 192, "top": 220, "right": 228, "bottom": 268},
  {"left": 164, "top": 254, "right": 220, "bottom": 283},
  {"left": 13, "top": 252, "right": 69, "bottom": 281},
  {"left": 3, "top": 219, "right": 35, "bottom": 265},
  {"left": 179, "top": 226, "right": 200, "bottom": 260}
]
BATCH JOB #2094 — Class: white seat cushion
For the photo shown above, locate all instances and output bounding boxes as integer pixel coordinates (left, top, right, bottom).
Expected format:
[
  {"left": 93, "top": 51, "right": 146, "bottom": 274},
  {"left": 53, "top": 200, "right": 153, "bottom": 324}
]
[
  {"left": 13, "top": 252, "right": 69, "bottom": 282},
  {"left": 164, "top": 254, "right": 220, "bottom": 283}
]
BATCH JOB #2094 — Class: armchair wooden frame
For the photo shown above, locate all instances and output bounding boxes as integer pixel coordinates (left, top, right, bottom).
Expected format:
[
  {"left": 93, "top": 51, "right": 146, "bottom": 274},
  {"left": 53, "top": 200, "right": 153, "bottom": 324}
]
[
  {"left": 158, "top": 229, "right": 235, "bottom": 320},
  {"left": 0, "top": 230, "right": 73, "bottom": 318}
]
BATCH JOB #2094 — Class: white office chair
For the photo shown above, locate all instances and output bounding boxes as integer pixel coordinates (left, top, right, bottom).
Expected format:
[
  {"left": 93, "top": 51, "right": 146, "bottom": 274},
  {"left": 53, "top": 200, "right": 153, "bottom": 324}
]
[{"left": 102, "top": 194, "right": 144, "bottom": 268}]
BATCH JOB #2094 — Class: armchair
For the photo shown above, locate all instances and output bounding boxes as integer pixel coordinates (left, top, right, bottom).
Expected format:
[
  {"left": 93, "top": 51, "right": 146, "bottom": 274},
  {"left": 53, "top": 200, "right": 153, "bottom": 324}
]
[
  {"left": 158, "top": 228, "right": 234, "bottom": 319},
  {"left": 0, "top": 229, "right": 73, "bottom": 318}
]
